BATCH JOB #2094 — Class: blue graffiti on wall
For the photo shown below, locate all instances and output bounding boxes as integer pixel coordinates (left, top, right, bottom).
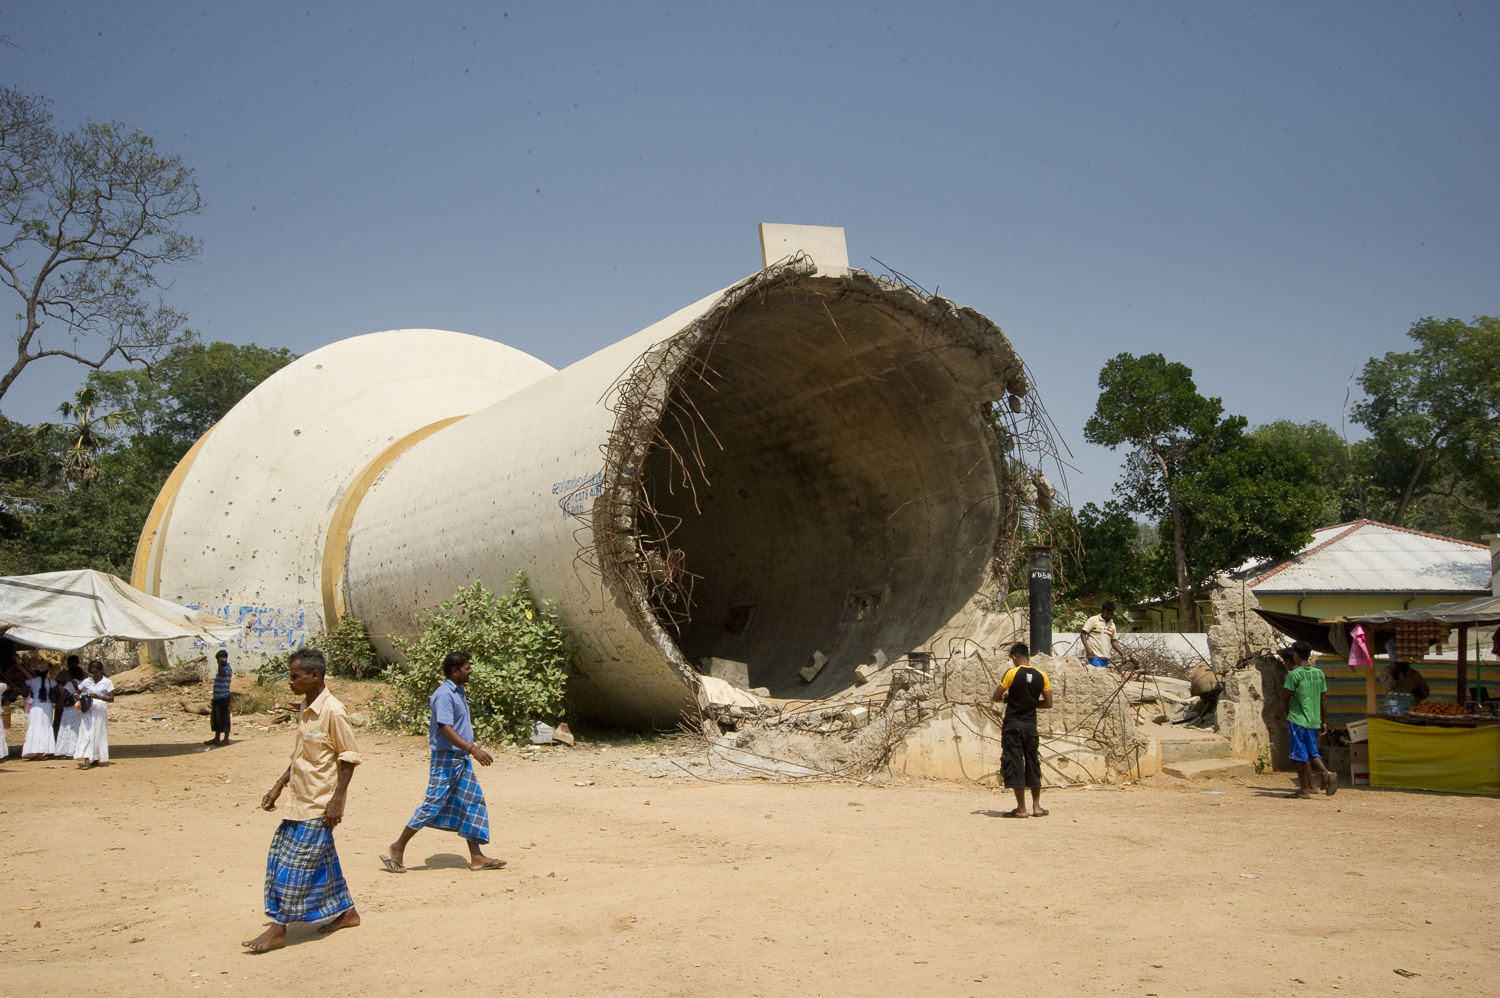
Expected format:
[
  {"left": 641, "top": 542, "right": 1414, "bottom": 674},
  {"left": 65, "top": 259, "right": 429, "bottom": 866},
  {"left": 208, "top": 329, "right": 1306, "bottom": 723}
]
[
  {"left": 552, "top": 471, "right": 603, "bottom": 519},
  {"left": 188, "top": 604, "right": 312, "bottom": 654}
]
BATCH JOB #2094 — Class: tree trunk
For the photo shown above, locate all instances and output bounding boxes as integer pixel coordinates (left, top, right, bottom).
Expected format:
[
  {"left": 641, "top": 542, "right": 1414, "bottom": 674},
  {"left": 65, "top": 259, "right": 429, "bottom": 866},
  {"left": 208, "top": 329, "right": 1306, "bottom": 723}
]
[
  {"left": 1393, "top": 436, "right": 1437, "bottom": 526},
  {"left": 1170, "top": 491, "right": 1196, "bottom": 630}
]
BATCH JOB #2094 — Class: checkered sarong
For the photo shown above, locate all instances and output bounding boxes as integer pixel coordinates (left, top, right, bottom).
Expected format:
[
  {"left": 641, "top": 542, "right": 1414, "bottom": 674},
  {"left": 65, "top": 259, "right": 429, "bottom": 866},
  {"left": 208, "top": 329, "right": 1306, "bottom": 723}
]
[
  {"left": 264, "top": 818, "right": 354, "bottom": 924},
  {"left": 407, "top": 752, "right": 490, "bottom": 844}
]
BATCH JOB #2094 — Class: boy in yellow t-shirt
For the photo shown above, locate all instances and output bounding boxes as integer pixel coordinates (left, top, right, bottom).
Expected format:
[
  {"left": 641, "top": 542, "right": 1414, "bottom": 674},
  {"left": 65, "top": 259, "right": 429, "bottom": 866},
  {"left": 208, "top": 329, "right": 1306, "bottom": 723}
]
[{"left": 991, "top": 642, "right": 1053, "bottom": 817}]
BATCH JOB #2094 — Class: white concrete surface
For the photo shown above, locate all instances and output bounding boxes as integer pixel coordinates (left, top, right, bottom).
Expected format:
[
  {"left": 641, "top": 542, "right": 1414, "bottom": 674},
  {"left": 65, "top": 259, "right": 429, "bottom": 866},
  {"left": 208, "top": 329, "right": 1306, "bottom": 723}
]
[{"left": 134, "top": 329, "right": 556, "bottom": 660}]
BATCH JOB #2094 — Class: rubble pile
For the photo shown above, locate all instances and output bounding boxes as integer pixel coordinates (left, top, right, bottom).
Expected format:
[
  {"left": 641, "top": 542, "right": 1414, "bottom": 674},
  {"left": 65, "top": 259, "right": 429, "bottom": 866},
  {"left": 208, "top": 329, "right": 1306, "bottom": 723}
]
[{"left": 691, "top": 645, "right": 1154, "bottom": 786}]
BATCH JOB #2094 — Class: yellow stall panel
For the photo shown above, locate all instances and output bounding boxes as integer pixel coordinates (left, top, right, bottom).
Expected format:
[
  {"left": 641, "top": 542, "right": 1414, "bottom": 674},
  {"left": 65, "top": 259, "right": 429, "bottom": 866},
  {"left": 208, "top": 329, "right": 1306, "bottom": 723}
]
[{"left": 1368, "top": 718, "right": 1500, "bottom": 796}]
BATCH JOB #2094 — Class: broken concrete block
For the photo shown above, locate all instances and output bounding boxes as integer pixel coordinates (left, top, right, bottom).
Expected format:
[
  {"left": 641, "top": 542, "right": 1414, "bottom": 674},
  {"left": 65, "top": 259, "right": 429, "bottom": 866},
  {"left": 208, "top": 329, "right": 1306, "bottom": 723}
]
[
  {"left": 854, "top": 659, "right": 889, "bottom": 684},
  {"left": 844, "top": 706, "right": 870, "bottom": 728},
  {"left": 799, "top": 650, "right": 828, "bottom": 683},
  {"left": 702, "top": 657, "right": 751, "bottom": 690},
  {"left": 750, "top": 687, "right": 770, "bottom": 697},
  {"left": 873, "top": 649, "right": 888, "bottom": 668}
]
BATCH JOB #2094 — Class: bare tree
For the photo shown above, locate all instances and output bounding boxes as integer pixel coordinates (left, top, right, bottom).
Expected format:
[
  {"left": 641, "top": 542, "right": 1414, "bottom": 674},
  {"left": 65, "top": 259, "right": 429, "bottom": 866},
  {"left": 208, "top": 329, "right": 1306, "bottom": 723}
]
[{"left": 0, "top": 86, "right": 202, "bottom": 406}]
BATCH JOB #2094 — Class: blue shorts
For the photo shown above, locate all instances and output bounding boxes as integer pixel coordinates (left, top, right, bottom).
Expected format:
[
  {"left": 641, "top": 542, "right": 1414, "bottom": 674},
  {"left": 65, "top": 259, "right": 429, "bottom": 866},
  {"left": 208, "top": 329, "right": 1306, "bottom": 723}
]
[
  {"left": 1087, "top": 656, "right": 1109, "bottom": 668},
  {"left": 1288, "top": 722, "right": 1321, "bottom": 762}
]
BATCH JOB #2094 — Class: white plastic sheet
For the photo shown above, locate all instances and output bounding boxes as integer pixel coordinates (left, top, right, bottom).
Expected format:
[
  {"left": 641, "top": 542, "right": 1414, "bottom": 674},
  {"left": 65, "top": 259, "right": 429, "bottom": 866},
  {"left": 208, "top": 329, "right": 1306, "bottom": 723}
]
[{"left": 0, "top": 570, "right": 243, "bottom": 652}]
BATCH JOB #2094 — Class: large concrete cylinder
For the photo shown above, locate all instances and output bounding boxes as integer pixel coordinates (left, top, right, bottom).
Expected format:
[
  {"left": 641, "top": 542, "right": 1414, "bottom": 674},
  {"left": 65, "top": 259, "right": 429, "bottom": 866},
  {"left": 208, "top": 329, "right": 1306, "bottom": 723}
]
[
  {"left": 134, "top": 255, "right": 1029, "bottom": 726},
  {"left": 341, "top": 261, "right": 1027, "bottom": 723}
]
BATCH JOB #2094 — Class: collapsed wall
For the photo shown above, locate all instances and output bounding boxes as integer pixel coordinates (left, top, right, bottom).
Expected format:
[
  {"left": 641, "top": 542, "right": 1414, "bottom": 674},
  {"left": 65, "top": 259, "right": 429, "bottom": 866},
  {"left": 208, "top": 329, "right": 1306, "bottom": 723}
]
[
  {"left": 887, "top": 651, "right": 1147, "bottom": 785},
  {"left": 135, "top": 242, "right": 1032, "bottom": 728},
  {"left": 1205, "top": 580, "right": 1283, "bottom": 768}
]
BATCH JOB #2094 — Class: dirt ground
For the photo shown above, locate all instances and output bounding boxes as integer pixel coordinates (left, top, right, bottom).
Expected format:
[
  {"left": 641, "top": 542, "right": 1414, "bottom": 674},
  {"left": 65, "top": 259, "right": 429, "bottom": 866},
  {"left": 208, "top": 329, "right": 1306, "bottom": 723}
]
[{"left": 2, "top": 682, "right": 1496, "bottom": 998}]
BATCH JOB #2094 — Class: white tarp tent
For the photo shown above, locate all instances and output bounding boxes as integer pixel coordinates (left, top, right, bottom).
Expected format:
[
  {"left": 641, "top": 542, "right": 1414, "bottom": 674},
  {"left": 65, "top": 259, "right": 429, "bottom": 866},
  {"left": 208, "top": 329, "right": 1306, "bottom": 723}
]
[{"left": 0, "top": 570, "right": 243, "bottom": 652}]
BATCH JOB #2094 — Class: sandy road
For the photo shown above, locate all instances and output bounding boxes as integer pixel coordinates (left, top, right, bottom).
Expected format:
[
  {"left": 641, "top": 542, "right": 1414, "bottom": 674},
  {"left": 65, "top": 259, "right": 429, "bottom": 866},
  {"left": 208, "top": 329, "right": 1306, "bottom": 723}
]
[{"left": 1, "top": 686, "right": 1495, "bottom": 997}]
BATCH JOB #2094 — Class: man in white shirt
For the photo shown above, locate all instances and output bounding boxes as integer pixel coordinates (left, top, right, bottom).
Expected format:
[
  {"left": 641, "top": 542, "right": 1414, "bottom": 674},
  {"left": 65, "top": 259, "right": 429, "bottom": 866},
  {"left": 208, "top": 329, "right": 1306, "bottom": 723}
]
[{"left": 1079, "top": 602, "right": 1131, "bottom": 673}]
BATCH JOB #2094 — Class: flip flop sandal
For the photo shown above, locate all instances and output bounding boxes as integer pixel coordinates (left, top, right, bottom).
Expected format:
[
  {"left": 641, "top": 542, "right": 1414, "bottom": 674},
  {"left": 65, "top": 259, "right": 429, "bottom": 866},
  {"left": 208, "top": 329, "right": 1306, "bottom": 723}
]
[
  {"left": 1322, "top": 773, "right": 1337, "bottom": 796},
  {"left": 1032, "top": 808, "right": 1050, "bottom": 816},
  {"left": 471, "top": 858, "right": 508, "bottom": 871},
  {"left": 1003, "top": 808, "right": 1029, "bottom": 818},
  {"left": 379, "top": 855, "right": 406, "bottom": 874}
]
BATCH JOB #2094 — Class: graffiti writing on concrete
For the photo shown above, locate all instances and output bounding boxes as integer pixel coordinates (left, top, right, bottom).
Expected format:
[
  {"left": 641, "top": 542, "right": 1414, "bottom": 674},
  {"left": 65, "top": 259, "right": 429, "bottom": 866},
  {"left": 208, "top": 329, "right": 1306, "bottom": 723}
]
[
  {"left": 189, "top": 604, "right": 311, "bottom": 655},
  {"left": 552, "top": 471, "right": 603, "bottom": 519}
]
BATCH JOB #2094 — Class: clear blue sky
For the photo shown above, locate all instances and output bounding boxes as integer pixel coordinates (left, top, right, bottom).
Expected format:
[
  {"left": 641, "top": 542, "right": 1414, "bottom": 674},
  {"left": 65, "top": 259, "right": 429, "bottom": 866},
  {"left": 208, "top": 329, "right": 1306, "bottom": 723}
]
[{"left": 3, "top": 2, "right": 1496, "bottom": 508}]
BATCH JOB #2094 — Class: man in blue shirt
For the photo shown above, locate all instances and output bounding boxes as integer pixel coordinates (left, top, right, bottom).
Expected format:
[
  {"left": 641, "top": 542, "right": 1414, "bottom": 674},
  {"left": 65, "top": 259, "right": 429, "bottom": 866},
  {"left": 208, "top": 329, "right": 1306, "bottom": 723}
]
[{"left": 381, "top": 652, "right": 506, "bottom": 873}]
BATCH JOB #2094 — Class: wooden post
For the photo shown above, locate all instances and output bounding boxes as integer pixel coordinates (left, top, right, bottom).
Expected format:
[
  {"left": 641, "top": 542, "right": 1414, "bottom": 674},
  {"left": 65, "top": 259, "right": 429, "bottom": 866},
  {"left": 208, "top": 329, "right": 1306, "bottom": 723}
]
[
  {"left": 1365, "top": 661, "right": 1377, "bottom": 715},
  {"left": 1456, "top": 624, "right": 1469, "bottom": 706}
]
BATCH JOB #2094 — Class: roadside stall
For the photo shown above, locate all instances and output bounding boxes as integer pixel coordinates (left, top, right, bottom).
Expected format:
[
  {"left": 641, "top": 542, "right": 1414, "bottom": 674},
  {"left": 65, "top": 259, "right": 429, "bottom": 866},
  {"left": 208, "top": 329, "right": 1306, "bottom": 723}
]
[{"left": 1337, "top": 597, "right": 1500, "bottom": 796}]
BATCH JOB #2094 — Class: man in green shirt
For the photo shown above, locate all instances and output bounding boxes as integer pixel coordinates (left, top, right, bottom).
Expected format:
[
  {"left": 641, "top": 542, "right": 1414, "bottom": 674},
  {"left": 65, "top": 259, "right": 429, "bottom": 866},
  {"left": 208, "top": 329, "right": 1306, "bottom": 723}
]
[{"left": 1275, "top": 641, "right": 1335, "bottom": 798}]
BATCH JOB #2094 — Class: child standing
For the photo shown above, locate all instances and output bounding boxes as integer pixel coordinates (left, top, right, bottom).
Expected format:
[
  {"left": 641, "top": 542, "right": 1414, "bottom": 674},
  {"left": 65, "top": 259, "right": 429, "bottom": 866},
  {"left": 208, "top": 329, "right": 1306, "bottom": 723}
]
[{"left": 1276, "top": 640, "right": 1335, "bottom": 798}]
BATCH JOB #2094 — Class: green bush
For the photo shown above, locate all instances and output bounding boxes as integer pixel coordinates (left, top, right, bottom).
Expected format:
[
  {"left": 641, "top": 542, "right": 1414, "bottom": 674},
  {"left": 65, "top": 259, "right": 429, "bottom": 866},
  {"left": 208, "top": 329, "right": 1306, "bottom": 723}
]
[
  {"left": 254, "top": 653, "right": 288, "bottom": 687},
  {"left": 306, "top": 613, "right": 378, "bottom": 679},
  {"left": 371, "top": 574, "right": 570, "bottom": 746}
]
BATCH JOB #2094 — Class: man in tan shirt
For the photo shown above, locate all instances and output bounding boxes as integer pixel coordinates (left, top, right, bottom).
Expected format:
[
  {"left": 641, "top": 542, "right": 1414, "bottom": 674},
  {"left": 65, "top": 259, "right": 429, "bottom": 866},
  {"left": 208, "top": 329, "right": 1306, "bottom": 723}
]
[{"left": 243, "top": 648, "right": 362, "bottom": 953}]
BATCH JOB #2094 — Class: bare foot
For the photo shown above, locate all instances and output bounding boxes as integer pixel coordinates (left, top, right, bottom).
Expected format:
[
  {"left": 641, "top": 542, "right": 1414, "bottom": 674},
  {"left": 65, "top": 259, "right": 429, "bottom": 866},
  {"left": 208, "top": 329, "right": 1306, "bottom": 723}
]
[
  {"left": 317, "top": 908, "right": 361, "bottom": 934},
  {"left": 242, "top": 924, "right": 287, "bottom": 952},
  {"left": 470, "top": 855, "right": 507, "bottom": 871}
]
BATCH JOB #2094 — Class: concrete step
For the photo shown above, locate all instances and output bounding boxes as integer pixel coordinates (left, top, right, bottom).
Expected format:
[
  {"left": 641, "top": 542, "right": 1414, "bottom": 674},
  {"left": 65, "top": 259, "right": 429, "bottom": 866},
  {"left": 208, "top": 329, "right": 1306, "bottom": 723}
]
[
  {"left": 1138, "top": 725, "right": 1234, "bottom": 765},
  {"left": 1160, "top": 758, "right": 1255, "bottom": 781}
]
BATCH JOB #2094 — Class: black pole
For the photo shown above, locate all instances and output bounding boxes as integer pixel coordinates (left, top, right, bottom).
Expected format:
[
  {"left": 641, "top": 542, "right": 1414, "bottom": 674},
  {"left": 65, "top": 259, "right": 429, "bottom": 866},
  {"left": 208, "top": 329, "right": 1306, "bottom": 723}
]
[{"left": 1028, "top": 546, "right": 1053, "bottom": 655}]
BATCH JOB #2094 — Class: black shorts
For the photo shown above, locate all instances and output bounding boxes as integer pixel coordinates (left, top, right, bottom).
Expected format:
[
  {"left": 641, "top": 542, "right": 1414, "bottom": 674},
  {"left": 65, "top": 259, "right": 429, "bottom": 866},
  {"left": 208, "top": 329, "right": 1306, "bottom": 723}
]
[
  {"left": 1001, "top": 720, "right": 1041, "bottom": 789},
  {"left": 210, "top": 697, "right": 231, "bottom": 734}
]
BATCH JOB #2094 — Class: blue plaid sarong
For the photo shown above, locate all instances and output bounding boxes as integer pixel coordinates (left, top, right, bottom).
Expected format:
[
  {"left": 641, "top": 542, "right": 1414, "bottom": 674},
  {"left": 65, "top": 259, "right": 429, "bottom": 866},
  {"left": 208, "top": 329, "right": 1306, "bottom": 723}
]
[
  {"left": 264, "top": 818, "right": 354, "bottom": 925},
  {"left": 407, "top": 752, "right": 490, "bottom": 844}
]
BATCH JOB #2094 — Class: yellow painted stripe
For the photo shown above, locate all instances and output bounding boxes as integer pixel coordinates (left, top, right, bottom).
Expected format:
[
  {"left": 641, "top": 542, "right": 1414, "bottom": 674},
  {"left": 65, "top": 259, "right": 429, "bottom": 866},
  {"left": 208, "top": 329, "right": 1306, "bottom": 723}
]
[
  {"left": 129, "top": 424, "right": 217, "bottom": 666},
  {"left": 319, "top": 415, "right": 469, "bottom": 629},
  {"left": 130, "top": 424, "right": 215, "bottom": 594}
]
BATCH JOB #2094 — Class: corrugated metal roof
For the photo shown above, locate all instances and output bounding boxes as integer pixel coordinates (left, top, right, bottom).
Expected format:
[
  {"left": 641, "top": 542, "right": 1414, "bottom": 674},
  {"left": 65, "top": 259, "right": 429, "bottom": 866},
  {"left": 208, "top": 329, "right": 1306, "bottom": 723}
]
[
  {"left": 1247, "top": 520, "right": 1491, "bottom": 595},
  {"left": 1344, "top": 595, "right": 1500, "bottom": 625}
]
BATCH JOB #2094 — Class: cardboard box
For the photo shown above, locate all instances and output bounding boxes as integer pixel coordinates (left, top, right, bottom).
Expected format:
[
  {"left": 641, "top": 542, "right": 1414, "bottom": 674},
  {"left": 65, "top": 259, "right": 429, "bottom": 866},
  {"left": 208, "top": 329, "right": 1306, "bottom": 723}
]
[{"left": 1350, "top": 741, "right": 1370, "bottom": 786}]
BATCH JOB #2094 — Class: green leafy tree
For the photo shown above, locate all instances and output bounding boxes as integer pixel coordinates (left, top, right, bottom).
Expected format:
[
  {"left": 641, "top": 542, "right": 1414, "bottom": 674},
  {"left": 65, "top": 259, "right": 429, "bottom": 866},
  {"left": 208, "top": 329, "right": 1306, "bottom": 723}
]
[
  {"left": 1166, "top": 425, "right": 1326, "bottom": 602},
  {"left": 1083, "top": 353, "right": 1223, "bottom": 627},
  {"left": 372, "top": 576, "right": 570, "bottom": 745},
  {"left": 1085, "top": 353, "right": 1321, "bottom": 628},
  {"left": 40, "top": 385, "right": 135, "bottom": 484},
  {"left": 1351, "top": 316, "right": 1499, "bottom": 531},
  {"left": 0, "top": 87, "right": 202, "bottom": 404},
  {"left": 1054, "top": 501, "right": 1153, "bottom": 609},
  {"left": 0, "top": 339, "right": 295, "bottom": 576},
  {"left": 1251, "top": 420, "right": 1366, "bottom": 526},
  {"left": 87, "top": 336, "right": 297, "bottom": 448}
]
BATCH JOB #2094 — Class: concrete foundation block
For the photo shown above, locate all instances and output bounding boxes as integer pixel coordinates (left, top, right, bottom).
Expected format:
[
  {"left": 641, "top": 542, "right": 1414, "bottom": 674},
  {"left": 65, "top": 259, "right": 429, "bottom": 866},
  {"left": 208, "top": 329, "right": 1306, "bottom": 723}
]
[{"left": 799, "top": 650, "right": 828, "bottom": 683}]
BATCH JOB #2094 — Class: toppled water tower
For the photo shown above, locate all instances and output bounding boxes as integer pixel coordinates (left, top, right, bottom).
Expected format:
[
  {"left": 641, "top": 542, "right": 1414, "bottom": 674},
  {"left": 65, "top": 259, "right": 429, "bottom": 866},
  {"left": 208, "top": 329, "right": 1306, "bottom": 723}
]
[{"left": 134, "top": 226, "right": 1030, "bottom": 725}]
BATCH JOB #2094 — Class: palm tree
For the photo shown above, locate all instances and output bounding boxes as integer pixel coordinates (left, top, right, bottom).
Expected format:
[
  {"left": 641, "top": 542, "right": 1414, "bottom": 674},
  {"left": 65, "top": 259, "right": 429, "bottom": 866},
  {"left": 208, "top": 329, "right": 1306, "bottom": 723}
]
[{"left": 43, "top": 386, "right": 135, "bottom": 485}]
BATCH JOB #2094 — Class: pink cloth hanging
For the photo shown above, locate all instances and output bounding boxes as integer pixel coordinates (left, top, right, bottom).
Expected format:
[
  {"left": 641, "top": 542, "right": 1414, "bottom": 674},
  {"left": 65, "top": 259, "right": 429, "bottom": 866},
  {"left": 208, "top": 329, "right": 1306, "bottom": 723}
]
[{"left": 1348, "top": 624, "right": 1374, "bottom": 667}]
